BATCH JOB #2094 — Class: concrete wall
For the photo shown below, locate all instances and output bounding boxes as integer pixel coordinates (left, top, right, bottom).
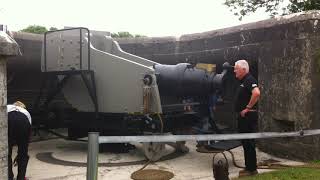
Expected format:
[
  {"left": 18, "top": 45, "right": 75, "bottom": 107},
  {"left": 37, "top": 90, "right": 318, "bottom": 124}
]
[
  {"left": 7, "top": 32, "right": 43, "bottom": 107},
  {"left": 257, "top": 14, "right": 320, "bottom": 160},
  {"left": 116, "top": 11, "right": 320, "bottom": 160},
  {"left": 0, "top": 58, "right": 8, "bottom": 179},
  {"left": 9, "top": 11, "right": 320, "bottom": 160}
]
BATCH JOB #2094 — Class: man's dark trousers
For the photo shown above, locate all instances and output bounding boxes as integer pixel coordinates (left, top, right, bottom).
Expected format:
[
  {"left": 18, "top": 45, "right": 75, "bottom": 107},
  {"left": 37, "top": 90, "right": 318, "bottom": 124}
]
[
  {"left": 237, "top": 111, "right": 258, "bottom": 172},
  {"left": 8, "top": 111, "right": 31, "bottom": 180}
]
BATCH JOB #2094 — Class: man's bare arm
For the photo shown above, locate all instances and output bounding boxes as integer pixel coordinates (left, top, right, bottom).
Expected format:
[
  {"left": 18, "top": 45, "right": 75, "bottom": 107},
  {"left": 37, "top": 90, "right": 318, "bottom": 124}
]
[{"left": 247, "top": 87, "right": 260, "bottom": 109}]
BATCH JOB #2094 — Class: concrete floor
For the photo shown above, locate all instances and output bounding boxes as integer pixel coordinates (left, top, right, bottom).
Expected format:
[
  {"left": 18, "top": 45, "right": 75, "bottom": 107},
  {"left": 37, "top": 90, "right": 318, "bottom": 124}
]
[{"left": 11, "top": 137, "right": 304, "bottom": 180}]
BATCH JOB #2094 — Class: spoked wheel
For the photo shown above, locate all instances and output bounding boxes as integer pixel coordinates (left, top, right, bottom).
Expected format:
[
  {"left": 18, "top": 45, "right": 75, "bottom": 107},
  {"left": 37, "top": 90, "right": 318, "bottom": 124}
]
[{"left": 142, "top": 142, "right": 166, "bottom": 161}]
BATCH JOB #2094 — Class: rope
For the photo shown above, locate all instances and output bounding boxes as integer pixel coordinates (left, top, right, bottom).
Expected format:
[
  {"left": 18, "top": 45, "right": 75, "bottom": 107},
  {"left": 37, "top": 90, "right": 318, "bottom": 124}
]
[
  {"left": 137, "top": 160, "right": 152, "bottom": 171},
  {"left": 131, "top": 114, "right": 174, "bottom": 180},
  {"left": 143, "top": 86, "right": 151, "bottom": 114},
  {"left": 157, "top": 113, "right": 164, "bottom": 133},
  {"left": 138, "top": 113, "right": 164, "bottom": 171}
]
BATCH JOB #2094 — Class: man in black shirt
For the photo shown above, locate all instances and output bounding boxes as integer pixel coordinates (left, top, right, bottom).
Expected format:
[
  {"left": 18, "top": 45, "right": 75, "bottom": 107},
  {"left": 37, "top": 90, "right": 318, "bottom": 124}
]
[{"left": 234, "top": 60, "right": 260, "bottom": 177}]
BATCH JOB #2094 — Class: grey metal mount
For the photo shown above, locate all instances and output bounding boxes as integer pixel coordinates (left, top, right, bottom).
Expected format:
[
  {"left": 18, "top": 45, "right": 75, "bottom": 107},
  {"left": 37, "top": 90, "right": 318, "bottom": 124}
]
[
  {"left": 36, "top": 70, "right": 99, "bottom": 115},
  {"left": 41, "top": 27, "right": 162, "bottom": 114}
]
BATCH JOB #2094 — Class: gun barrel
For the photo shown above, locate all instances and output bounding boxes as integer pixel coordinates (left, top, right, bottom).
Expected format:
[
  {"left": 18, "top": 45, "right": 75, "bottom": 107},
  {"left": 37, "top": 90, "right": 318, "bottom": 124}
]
[{"left": 154, "top": 63, "right": 229, "bottom": 97}]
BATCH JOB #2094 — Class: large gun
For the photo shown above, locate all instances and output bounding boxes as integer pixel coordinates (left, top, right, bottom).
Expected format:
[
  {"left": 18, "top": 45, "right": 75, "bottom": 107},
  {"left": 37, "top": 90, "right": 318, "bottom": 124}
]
[
  {"left": 154, "top": 63, "right": 229, "bottom": 96},
  {"left": 10, "top": 28, "right": 230, "bottom": 160},
  {"left": 39, "top": 27, "right": 229, "bottom": 130}
]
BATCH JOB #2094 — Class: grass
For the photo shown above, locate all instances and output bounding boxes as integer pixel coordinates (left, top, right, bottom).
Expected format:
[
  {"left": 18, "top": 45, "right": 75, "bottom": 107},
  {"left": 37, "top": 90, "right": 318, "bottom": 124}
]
[{"left": 236, "top": 166, "right": 320, "bottom": 180}]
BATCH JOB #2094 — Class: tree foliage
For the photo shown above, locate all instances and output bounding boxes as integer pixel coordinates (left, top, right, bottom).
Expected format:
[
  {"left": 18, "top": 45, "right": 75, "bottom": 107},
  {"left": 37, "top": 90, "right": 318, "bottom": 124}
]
[
  {"left": 111, "top": 31, "right": 147, "bottom": 38},
  {"left": 134, "top": 34, "right": 147, "bottom": 38},
  {"left": 224, "top": 0, "right": 320, "bottom": 20},
  {"left": 20, "top": 26, "right": 146, "bottom": 38},
  {"left": 49, "top": 27, "right": 58, "bottom": 31},
  {"left": 288, "top": 0, "right": 320, "bottom": 13},
  {"left": 20, "top": 25, "right": 48, "bottom": 34}
]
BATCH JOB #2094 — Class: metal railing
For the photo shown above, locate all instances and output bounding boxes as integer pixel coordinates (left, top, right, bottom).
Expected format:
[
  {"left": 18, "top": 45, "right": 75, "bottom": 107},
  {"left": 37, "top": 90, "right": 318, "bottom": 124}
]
[
  {"left": 87, "top": 132, "right": 99, "bottom": 180},
  {"left": 86, "top": 129, "right": 320, "bottom": 180}
]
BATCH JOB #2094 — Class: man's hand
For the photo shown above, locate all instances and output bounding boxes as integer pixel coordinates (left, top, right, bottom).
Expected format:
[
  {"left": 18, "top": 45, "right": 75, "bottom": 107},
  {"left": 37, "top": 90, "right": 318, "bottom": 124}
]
[
  {"left": 240, "top": 108, "right": 250, "bottom": 117},
  {"left": 240, "top": 108, "right": 257, "bottom": 117}
]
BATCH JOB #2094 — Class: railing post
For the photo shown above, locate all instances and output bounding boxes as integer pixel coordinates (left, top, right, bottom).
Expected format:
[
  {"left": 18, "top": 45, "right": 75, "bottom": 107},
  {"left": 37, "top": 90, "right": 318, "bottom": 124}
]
[{"left": 87, "top": 132, "right": 99, "bottom": 180}]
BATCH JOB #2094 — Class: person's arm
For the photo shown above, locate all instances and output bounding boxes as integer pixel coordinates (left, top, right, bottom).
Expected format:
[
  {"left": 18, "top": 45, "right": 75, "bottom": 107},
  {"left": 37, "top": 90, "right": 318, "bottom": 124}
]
[
  {"left": 246, "top": 87, "right": 260, "bottom": 109},
  {"left": 240, "top": 87, "right": 260, "bottom": 117}
]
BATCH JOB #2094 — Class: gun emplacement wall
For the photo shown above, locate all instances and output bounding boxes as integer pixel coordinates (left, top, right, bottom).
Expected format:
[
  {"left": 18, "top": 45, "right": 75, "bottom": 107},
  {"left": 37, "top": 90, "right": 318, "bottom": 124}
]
[
  {"left": 9, "top": 11, "right": 320, "bottom": 160},
  {"left": 117, "top": 11, "right": 320, "bottom": 160}
]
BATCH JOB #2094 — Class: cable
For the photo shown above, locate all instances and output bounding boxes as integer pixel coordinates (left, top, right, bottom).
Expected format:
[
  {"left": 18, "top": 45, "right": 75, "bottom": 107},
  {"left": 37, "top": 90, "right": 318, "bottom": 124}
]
[
  {"left": 133, "top": 113, "right": 165, "bottom": 175},
  {"left": 226, "top": 150, "right": 320, "bottom": 170},
  {"left": 157, "top": 113, "right": 164, "bottom": 133}
]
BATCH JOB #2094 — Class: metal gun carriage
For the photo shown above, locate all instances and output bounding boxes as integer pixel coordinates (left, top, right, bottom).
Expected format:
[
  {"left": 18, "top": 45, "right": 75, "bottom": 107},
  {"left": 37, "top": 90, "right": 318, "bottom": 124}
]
[{"left": 8, "top": 27, "right": 230, "bottom": 160}]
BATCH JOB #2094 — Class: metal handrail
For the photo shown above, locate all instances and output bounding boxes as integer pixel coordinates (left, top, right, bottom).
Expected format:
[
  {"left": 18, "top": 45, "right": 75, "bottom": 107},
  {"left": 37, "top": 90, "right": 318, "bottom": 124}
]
[
  {"left": 98, "top": 129, "right": 320, "bottom": 143},
  {"left": 86, "top": 129, "right": 320, "bottom": 180}
]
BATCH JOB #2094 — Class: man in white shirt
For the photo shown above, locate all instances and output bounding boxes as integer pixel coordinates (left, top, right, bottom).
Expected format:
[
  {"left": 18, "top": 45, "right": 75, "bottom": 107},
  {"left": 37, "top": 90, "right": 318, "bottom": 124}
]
[{"left": 7, "top": 101, "right": 32, "bottom": 180}]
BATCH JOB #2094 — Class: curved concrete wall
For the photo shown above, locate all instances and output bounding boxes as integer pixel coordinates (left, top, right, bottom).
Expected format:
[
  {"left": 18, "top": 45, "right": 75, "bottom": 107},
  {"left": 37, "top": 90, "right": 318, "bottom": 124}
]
[
  {"left": 9, "top": 10, "right": 320, "bottom": 160},
  {"left": 7, "top": 32, "right": 43, "bottom": 106},
  {"left": 117, "top": 11, "right": 320, "bottom": 160}
]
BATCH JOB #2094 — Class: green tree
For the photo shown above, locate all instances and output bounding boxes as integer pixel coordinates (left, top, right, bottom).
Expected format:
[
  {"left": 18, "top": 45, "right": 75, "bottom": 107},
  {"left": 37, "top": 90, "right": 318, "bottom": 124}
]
[
  {"left": 224, "top": 0, "right": 320, "bottom": 20},
  {"left": 111, "top": 32, "right": 120, "bottom": 38},
  {"left": 134, "top": 34, "right": 147, "bottom": 38},
  {"left": 20, "top": 25, "right": 48, "bottom": 34},
  {"left": 49, "top": 27, "right": 58, "bottom": 31},
  {"left": 118, "top": 31, "right": 134, "bottom": 38},
  {"left": 111, "top": 31, "right": 147, "bottom": 38}
]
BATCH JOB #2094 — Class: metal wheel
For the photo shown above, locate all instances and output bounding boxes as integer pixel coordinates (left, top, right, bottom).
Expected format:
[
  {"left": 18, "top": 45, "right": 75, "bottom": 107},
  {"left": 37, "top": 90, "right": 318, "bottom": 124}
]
[{"left": 142, "top": 142, "right": 166, "bottom": 161}]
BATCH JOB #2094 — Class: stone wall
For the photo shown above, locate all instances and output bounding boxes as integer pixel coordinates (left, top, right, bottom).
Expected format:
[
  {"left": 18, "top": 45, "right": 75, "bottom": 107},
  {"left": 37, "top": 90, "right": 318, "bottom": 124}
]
[
  {"left": 0, "top": 31, "right": 20, "bottom": 180},
  {"left": 257, "top": 15, "right": 320, "bottom": 160},
  {"left": 0, "top": 59, "right": 8, "bottom": 179},
  {"left": 116, "top": 11, "right": 320, "bottom": 160},
  {"left": 7, "top": 32, "right": 43, "bottom": 107}
]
